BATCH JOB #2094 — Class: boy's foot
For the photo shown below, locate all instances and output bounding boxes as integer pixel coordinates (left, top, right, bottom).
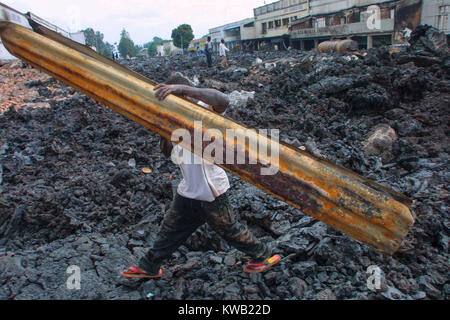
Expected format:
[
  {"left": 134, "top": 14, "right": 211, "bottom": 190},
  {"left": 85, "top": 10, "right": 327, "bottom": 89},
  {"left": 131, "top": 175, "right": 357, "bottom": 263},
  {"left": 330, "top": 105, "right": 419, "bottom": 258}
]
[
  {"left": 121, "top": 266, "right": 163, "bottom": 279},
  {"left": 243, "top": 254, "right": 281, "bottom": 273}
]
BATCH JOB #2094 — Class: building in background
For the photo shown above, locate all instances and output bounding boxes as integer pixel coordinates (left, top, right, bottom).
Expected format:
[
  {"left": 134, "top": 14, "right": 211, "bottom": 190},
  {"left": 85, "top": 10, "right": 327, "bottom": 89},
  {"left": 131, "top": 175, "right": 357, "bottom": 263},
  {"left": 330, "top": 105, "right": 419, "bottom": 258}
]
[
  {"left": 208, "top": 18, "right": 255, "bottom": 52},
  {"left": 290, "top": 0, "right": 400, "bottom": 50},
  {"left": 156, "top": 41, "right": 183, "bottom": 56},
  {"left": 209, "top": 0, "right": 449, "bottom": 51},
  {"left": 290, "top": 0, "right": 438, "bottom": 50},
  {"left": 244, "top": 0, "right": 309, "bottom": 49},
  {"left": 421, "top": 0, "right": 450, "bottom": 34},
  {"left": 188, "top": 37, "right": 208, "bottom": 53},
  {"left": 156, "top": 44, "right": 165, "bottom": 56}
]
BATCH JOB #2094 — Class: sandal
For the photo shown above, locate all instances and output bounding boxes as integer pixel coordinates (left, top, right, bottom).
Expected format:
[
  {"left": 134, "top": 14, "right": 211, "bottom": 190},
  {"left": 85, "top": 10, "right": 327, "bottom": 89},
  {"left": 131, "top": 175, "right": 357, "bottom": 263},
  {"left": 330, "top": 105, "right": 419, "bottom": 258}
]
[
  {"left": 243, "top": 254, "right": 281, "bottom": 273},
  {"left": 121, "top": 266, "right": 163, "bottom": 279}
]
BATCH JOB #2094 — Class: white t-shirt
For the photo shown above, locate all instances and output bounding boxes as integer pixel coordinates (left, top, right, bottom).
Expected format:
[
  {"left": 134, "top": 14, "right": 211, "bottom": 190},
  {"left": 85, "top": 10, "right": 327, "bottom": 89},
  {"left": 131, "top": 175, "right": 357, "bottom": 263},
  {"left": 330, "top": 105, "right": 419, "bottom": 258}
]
[
  {"left": 173, "top": 101, "right": 230, "bottom": 202},
  {"left": 219, "top": 43, "right": 229, "bottom": 57}
]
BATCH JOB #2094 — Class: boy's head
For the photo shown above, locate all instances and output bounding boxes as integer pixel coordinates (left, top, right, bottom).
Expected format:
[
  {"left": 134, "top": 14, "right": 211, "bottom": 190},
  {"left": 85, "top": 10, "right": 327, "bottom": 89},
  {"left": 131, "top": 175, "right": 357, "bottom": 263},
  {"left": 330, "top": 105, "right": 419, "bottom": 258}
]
[
  {"left": 164, "top": 72, "right": 197, "bottom": 103},
  {"left": 165, "top": 72, "right": 193, "bottom": 86}
]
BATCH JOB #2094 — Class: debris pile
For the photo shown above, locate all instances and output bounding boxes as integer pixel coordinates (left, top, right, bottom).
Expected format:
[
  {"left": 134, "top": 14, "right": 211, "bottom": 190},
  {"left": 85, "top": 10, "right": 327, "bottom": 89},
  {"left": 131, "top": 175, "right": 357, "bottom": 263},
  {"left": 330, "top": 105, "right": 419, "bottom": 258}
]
[{"left": 0, "top": 28, "right": 448, "bottom": 299}]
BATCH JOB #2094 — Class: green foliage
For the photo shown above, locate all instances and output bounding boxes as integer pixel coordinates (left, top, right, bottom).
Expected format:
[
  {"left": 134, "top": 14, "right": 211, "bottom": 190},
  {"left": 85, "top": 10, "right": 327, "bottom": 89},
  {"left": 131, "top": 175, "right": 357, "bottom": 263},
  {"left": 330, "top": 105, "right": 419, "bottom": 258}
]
[
  {"left": 171, "top": 24, "right": 194, "bottom": 49},
  {"left": 118, "top": 28, "right": 137, "bottom": 58},
  {"left": 99, "top": 44, "right": 113, "bottom": 58},
  {"left": 82, "top": 27, "right": 113, "bottom": 58},
  {"left": 148, "top": 42, "right": 160, "bottom": 56}
]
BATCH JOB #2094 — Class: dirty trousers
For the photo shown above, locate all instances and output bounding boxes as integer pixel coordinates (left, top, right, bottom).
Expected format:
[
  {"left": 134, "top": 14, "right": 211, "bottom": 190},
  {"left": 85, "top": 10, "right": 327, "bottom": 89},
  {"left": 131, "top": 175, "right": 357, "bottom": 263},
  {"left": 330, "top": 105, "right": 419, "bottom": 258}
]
[
  {"left": 206, "top": 52, "right": 212, "bottom": 67},
  {"left": 138, "top": 192, "right": 270, "bottom": 274},
  {"left": 221, "top": 55, "right": 228, "bottom": 67}
]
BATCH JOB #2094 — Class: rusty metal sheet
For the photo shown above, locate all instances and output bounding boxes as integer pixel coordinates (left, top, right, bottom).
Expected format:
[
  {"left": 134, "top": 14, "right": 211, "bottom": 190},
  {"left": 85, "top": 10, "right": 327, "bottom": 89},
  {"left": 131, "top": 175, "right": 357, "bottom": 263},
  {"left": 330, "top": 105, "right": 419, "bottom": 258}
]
[{"left": 0, "top": 21, "right": 414, "bottom": 254}]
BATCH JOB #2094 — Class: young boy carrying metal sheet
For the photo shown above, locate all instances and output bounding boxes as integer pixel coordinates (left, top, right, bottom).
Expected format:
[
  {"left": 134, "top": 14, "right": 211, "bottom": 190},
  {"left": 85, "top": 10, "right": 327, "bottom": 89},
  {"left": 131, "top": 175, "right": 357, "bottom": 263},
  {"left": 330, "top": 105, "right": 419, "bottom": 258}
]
[{"left": 122, "top": 73, "right": 281, "bottom": 279}]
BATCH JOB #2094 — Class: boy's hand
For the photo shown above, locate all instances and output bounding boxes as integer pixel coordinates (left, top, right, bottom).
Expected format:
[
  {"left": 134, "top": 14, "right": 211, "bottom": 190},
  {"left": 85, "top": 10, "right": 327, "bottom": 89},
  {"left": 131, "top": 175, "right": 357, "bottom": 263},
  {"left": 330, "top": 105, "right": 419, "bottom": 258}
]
[{"left": 154, "top": 84, "right": 184, "bottom": 100}]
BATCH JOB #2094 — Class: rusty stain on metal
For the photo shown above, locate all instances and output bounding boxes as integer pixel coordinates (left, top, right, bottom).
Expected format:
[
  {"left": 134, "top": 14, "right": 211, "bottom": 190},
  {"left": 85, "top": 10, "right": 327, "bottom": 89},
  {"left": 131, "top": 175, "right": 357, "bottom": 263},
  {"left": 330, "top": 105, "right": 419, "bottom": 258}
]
[{"left": 0, "top": 21, "right": 414, "bottom": 254}]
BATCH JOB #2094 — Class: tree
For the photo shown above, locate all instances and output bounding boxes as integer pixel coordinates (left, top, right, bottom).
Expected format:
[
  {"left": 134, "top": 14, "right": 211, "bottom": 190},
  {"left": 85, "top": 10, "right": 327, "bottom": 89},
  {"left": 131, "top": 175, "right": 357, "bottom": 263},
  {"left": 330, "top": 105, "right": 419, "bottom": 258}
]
[
  {"left": 118, "top": 28, "right": 137, "bottom": 58},
  {"left": 100, "top": 42, "right": 114, "bottom": 58},
  {"left": 82, "top": 28, "right": 96, "bottom": 47},
  {"left": 171, "top": 24, "right": 194, "bottom": 49},
  {"left": 120, "top": 29, "right": 130, "bottom": 40},
  {"left": 148, "top": 41, "right": 161, "bottom": 56},
  {"left": 82, "top": 27, "right": 113, "bottom": 58}
]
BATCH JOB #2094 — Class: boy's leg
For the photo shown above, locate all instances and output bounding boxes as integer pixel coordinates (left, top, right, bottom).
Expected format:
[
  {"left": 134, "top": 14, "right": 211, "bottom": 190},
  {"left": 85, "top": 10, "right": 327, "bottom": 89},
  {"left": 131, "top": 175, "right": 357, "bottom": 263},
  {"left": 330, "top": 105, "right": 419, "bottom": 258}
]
[
  {"left": 138, "top": 194, "right": 204, "bottom": 274},
  {"left": 202, "top": 193, "right": 271, "bottom": 262},
  {"left": 207, "top": 53, "right": 212, "bottom": 67}
]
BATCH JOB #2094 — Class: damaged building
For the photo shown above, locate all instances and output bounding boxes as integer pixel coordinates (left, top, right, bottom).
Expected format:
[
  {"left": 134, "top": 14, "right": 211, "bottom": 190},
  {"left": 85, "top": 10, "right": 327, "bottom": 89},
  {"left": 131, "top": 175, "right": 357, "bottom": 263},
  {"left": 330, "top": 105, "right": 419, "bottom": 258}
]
[
  {"left": 209, "top": 0, "right": 449, "bottom": 51},
  {"left": 290, "top": 0, "right": 426, "bottom": 50},
  {"left": 208, "top": 18, "right": 255, "bottom": 52}
]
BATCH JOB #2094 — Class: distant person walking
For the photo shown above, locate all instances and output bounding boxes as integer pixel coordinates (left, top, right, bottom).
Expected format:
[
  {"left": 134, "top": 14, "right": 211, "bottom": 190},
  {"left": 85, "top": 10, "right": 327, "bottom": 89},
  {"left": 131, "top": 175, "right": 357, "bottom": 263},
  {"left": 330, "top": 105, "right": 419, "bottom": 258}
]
[
  {"left": 219, "top": 39, "right": 229, "bottom": 68},
  {"left": 205, "top": 36, "right": 213, "bottom": 67}
]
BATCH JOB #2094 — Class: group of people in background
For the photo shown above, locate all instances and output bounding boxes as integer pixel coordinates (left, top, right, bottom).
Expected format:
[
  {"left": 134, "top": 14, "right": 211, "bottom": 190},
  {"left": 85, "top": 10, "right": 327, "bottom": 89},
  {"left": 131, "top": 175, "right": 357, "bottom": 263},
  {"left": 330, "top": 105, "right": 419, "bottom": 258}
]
[
  {"left": 108, "top": 37, "right": 230, "bottom": 68},
  {"left": 205, "top": 36, "right": 229, "bottom": 68},
  {"left": 111, "top": 52, "right": 120, "bottom": 60}
]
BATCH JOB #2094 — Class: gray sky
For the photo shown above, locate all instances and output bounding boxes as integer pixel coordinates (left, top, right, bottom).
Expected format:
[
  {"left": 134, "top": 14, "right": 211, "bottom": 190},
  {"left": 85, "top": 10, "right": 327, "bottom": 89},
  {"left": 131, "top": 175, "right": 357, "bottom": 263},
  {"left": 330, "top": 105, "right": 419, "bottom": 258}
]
[{"left": 5, "top": 0, "right": 267, "bottom": 46}]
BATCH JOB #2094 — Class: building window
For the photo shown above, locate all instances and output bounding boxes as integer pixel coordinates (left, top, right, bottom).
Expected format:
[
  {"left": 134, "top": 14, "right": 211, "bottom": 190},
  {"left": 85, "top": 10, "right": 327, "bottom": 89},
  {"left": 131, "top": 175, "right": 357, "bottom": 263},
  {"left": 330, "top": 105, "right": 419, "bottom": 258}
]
[
  {"left": 282, "top": 18, "right": 290, "bottom": 26},
  {"left": 262, "top": 22, "right": 267, "bottom": 34},
  {"left": 390, "top": 9, "right": 395, "bottom": 19},
  {"left": 340, "top": 17, "right": 346, "bottom": 25},
  {"left": 316, "top": 18, "right": 325, "bottom": 28},
  {"left": 268, "top": 21, "right": 274, "bottom": 29},
  {"left": 438, "top": 6, "right": 448, "bottom": 29},
  {"left": 275, "top": 19, "right": 281, "bottom": 27}
]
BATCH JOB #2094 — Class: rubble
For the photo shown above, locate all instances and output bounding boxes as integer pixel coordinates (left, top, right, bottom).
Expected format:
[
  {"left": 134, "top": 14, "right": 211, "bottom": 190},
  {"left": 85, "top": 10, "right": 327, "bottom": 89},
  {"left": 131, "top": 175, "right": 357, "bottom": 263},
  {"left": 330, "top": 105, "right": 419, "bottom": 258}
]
[
  {"left": 363, "top": 124, "right": 398, "bottom": 162},
  {"left": 0, "top": 31, "right": 448, "bottom": 299}
]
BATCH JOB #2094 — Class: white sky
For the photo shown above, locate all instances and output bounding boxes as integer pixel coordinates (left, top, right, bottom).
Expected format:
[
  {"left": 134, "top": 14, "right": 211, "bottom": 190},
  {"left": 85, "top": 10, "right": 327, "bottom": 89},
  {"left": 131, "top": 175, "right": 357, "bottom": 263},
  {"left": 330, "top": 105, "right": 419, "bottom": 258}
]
[{"left": 4, "top": 0, "right": 267, "bottom": 46}]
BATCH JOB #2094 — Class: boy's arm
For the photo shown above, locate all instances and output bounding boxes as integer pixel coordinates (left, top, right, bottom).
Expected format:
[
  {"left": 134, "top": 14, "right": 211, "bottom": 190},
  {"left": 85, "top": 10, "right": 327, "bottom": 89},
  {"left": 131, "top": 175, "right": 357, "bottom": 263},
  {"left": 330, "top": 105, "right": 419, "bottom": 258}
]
[{"left": 154, "top": 84, "right": 229, "bottom": 114}]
